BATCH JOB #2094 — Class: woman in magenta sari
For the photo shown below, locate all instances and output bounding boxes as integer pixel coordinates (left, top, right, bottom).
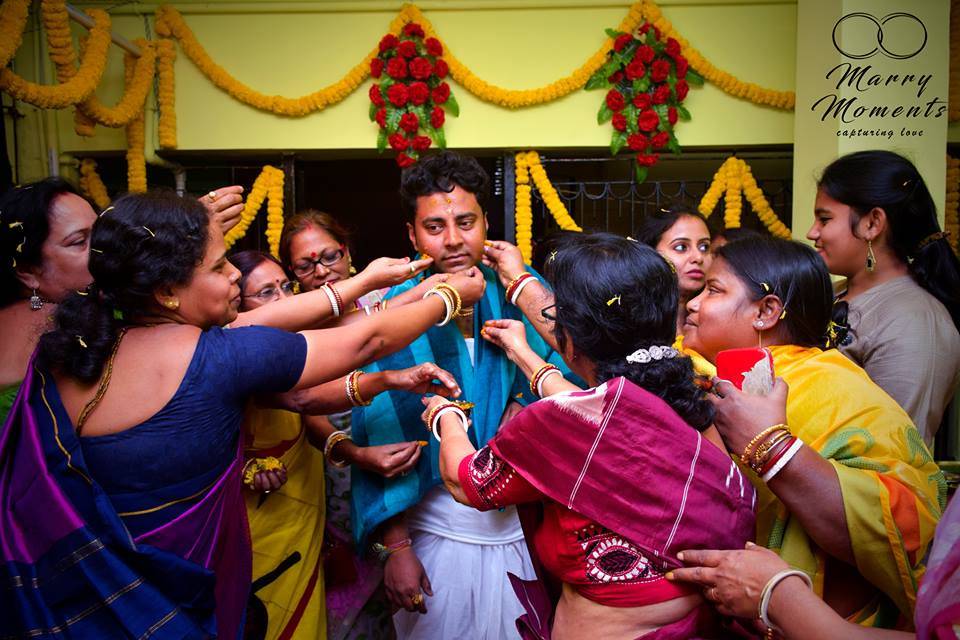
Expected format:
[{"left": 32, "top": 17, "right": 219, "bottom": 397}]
[
  {"left": 0, "top": 190, "right": 486, "bottom": 638},
  {"left": 422, "top": 233, "right": 757, "bottom": 639}
]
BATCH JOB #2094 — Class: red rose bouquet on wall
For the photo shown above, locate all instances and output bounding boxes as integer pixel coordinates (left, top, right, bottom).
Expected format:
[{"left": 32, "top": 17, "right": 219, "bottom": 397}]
[
  {"left": 369, "top": 23, "right": 460, "bottom": 167},
  {"left": 586, "top": 24, "right": 704, "bottom": 183}
]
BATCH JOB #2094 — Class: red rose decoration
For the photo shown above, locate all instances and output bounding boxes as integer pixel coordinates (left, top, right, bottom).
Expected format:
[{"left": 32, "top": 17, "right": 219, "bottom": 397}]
[
  {"left": 652, "top": 131, "right": 669, "bottom": 148},
  {"left": 389, "top": 133, "right": 409, "bottom": 151},
  {"left": 613, "top": 34, "right": 633, "bottom": 52},
  {"left": 369, "top": 84, "right": 385, "bottom": 107},
  {"left": 408, "top": 81, "right": 430, "bottom": 106},
  {"left": 386, "top": 57, "right": 408, "bottom": 80},
  {"left": 675, "top": 56, "right": 688, "bottom": 79},
  {"left": 627, "top": 134, "right": 649, "bottom": 151},
  {"left": 399, "top": 112, "right": 420, "bottom": 134},
  {"left": 412, "top": 135, "right": 432, "bottom": 152},
  {"left": 410, "top": 57, "right": 433, "bottom": 80},
  {"left": 650, "top": 59, "right": 671, "bottom": 83},
  {"left": 379, "top": 34, "right": 399, "bottom": 53},
  {"left": 636, "top": 153, "right": 659, "bottom": 167},
  {"left": 625, "top": 59, "right": 646, "bottom": 81},
  {"left": 638, "top": 109, "right": 659, "bottom": 132},
  {"left": 612, "top": 113, "right": 627, "bottom": 132},
  {"left": 605, "top": 89, "right": 625, "bottom": 112},
  {"left": 675, "top": 79, "right": 689, "bottom": 101},
  {"left": 652, "top": 83, "right": 671, "bottom": 105},
  {"left": 430, "top": 106, "right": 445, "bottom": 128},
  {"left": 397, "top": 153, "right": 416, "bottom": 168},
  {"left": 633, "top": 93, "right": 652, "bottom": 109},
  {"left": 398, "top": 40, "right": 418, "bottom": 59},
  {"left": 425, "top": 37, "right": 443, "bottom": 57},
  {"left": 403, "top": 23, "right": 425, "bottom": 38},
  {"left": 431, "top": 82, "right": 451, "bottom": 104},
  {"left": 375, "top": 108, "right": 387, "bottom": 129},
  {"left": 668, "top": 107, "right": 678, "bottom": 125},
  {"left": 434, "top": 59, "right": 449, "bottom": 78},
  {"left": 387, "top": 83, "right": 409, "bottom": 107},
  {"left": 665, "top": 38, "right": 681, "bottom": 58},
  {"left": 637, "top": 45, "right": 655, "bottom": 63},
  {"left": 370, "top": 58, "right": 384, "bottom": 78}
]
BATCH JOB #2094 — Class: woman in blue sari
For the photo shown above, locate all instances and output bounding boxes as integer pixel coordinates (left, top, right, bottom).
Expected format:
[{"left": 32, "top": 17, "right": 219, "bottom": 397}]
[{"left": 0, "top": 190, "right": 485, "bottom": 639}]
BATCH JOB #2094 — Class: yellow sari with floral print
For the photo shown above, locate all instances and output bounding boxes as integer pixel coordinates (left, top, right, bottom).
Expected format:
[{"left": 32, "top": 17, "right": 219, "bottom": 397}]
[{"left": 682, "top": 342, "right": 945, "bottom": 628}]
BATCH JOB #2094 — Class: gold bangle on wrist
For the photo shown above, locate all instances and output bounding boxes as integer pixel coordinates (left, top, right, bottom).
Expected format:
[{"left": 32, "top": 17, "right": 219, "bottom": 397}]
[
  {"left": 740, "top": 424, "right": 789, "bottom": 466},
  {"left": 753, "top": 429, "right": 792, "bottom": 469},
  {"left": 434, "top": 283, "right": 463, "bottom": 318},
  {"left": 324, "top": 430, "right": 353, "bottom": 468}
]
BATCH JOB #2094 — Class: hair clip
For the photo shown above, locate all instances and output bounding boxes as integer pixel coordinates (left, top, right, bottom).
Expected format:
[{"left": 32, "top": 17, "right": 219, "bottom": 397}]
[
  {"left": 142, "top": 226, "right": 155, "bottom": 237},
  {"left": 606, "top": 294, "right": 621, "bottom": 306},
  {"left": 76, "top": 335, "right": 88, "bottom": 349},
  {"left": 113, "top": 308, "right": 124, "bottom": 320},
  {"left": 15, "top": 240, "right": 23, "bottom": 253},
  {"left": 626, "top": 345, "right": 678, "bottom": 364},
  {"left": 626, "top": 236, "right": 638, "bottom": 242},
  {"left": 8, "top": 221, "right": 22, "bottom": 229},
  {"left": 75, "top": 289, "right": 89, "bottom": 296},
  {"left": 902, "top": 180, "right": 911, "bottom": 187},
  {"left": 547, "top": 250, "right": 558, "bottom": 263},
  {"left": 779, "top": 309, "right": 787, "bottom": 320},
  {"left": 99, "top": 206, "right": 114, "bottom": 217},
  {"left": 760, "top": 282, "right": 771, "bottom": 293},
  {"left": 90, "top": 248, "right": 103, "bottom": 254}
]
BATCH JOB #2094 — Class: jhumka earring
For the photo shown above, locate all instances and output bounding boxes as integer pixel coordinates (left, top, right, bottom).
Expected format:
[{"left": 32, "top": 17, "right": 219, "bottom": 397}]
[
  {"left": 29, "top": 288, "right": 43, "bottom": 311},
  {"left": 866, "top": 240, "right": 876, "bottom": 273}
]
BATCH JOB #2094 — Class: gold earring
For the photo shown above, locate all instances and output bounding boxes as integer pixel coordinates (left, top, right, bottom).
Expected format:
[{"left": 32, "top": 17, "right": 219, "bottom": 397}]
[
  {"left": 164, "top": 298, "right": 180, "bottom": 310},
  {"left": 866, "top": 239, "right": 876, "bottom": 273},
  {"left": 757, "top": 320, "right": 764, "bottom": 348}
]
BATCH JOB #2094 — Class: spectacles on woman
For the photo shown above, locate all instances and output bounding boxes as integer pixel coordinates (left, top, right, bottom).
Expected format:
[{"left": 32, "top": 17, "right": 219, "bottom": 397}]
[
  {"left": 541, "top": 304, "right": 559, "bottom": 322},
  {"left": 243, "top": 280, "right": 297, "bottom": 302},
  {"left": 291, "top": 246, "right": 345, "bottom": 278}
]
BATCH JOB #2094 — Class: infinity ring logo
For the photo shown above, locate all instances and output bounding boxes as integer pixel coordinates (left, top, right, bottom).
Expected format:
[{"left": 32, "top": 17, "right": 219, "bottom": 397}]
[{"left": 832, "top": 12, "right": 927, "bottom": 60}]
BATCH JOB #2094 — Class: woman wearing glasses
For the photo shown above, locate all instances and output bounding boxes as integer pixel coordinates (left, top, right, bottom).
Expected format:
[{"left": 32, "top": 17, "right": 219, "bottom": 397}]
[{"left": 227, "top": 249, "right": 462, "bottom": 640}]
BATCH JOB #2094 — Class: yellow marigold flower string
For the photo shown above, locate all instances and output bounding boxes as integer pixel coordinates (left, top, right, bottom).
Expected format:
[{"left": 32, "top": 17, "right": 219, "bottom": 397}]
[
  {"left": 75, "top": 39, "right": 156, "bottom": 133},
  {"left": 41, "top": 0, "right": 77, "bottom": 84},
  {"left": 157, "top": 39, "right": 178, "bottom": 148},
  {"left": 946, "top": 156, "right": 959, "bottom": 255},
  {"left": 124, "top": 53, "right": 148, "bottom": 194},
  {"left": 79, "top": 159, "right": 111, "bottom": 210},
  {"left": 224, "top": 166, "right": 286, "bottom": 252},
  {"left": 0, "top": 0, "right": 30, "bottom": 71},
  {"left": 698, "top": 156, "right": 791, "bottom": 238},
  {"left": 0, "top": 8, "right": 111, "bottom": 109},
  {"left": 514, "top": 151, "right": 583, "bottom": 263}
]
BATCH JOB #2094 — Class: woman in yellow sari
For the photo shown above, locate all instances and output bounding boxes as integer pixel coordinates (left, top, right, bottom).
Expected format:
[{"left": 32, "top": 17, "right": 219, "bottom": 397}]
[{"left": 680, "top": 236, "right": 945, "bottom": 630}]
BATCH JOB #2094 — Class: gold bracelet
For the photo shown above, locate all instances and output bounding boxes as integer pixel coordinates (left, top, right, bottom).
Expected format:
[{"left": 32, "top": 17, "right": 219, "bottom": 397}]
[
  {"left": 424, "top": 401, "right": 457, "bottom": 433},
  {"left": 434, "top": 283, "right": 463, "bottom": 318},
  {"left": 324, "top": 431, "right": 353, "bottom": 468},
  {"left": 740, "top": 424, "right": 789, "bottom": 466},
  {"left": 351, "top": 370, "right": 371, "bottom": 406},
  {"left": 752, "top": 429, "right": 792, "bottom": 470}
]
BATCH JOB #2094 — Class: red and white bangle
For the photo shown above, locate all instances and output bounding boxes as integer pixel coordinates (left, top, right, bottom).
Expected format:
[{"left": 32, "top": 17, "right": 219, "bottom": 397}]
[
  {"left": 529, "top": 363, "right": 561, "bottom": 398},
  {"left": 430, "top": 406, "right": 469, "bottom": 443},
  {"left": 321, "top": 282, "right": 341, "bottom": 317},
  {"left": 505, "top": 272, "right": 535, "bottom": 305},
  {"left": 761, "top": 437, "right": 803, "bottom": 482}
]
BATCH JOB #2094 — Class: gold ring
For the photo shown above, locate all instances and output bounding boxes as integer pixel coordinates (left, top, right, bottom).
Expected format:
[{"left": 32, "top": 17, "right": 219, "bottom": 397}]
[
  {"left": 207, "top": 191, "right": 217, "bottom": 202},
  {"left": 409, "top": 264, "right": 416, "bottom": 275},
  {"left": 410, "top": 593, "right": 423, "bottom": 605}
]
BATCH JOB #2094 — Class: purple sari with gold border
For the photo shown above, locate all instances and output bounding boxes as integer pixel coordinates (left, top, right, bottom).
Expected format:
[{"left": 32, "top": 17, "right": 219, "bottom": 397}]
[{"left": 0, "top": 361, "right": 250, "bottom": 639}]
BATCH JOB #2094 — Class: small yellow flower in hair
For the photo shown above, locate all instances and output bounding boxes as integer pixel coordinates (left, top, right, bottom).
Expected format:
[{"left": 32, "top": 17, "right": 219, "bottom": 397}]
[{"left": 607, "top": 294, "right": 621, "bottom": 306}]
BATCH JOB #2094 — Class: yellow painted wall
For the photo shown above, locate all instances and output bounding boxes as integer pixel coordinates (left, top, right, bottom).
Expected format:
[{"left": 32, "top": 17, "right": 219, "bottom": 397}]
[{"left": 35, "top": 0, "right": 796, "bottom": 155}]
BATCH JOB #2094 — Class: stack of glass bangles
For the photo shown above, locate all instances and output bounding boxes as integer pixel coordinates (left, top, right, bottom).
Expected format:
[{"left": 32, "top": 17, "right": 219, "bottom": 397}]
[
  {"left": 345, "top": 369, "right": 371, "bottom": 406},
  {"left": 740, "top": 423, "right": 803, "bottom": 482},
  {"left": 320, "top": 282, "right": 344, "bottom": 317},
  {"left": 324, "top": 430, "right": 352, "bottom": 468},
  {"left": 422, "top": 283, "right": 465, "bottom": 326},
  {"left": 529, "top": 363, "right": 562, "bottom": 398},
  {"left": 424, "top": 401, "right": 473, "bottom": 442},
  {"left": 505, "top": 272, "right": 535, "bottom": 305}
]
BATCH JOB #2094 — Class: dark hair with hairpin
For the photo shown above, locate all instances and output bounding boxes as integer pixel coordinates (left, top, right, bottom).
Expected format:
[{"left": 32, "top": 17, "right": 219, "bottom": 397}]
[
  {"left": 0, "top": 178, "right": 86, "bottom": 306},
  {"left": 819, "top": 150, "right": 959, "bottom": 330},
  {"left": 547, "top": 232, "right": 713, "bottom": 430},
  {"left": 399, "top": 151, "right": 489, "bottom": 222},
  {"left": 634, "top": 203, "right": 708, "bottom": 248},
  {"left": 38, "top": 190, "right": 209, "bottom": 382}
]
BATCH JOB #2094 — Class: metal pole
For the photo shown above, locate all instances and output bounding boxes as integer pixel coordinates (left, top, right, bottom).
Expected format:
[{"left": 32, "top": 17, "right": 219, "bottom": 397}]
[{"left": 66, "top": 4, "right": 142, "bottom": 58}]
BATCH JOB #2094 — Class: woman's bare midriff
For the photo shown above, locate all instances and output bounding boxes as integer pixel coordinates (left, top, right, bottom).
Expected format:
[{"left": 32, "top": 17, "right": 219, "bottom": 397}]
[{"left": 551, "top": 582, "right": 702, "bottom": 640}]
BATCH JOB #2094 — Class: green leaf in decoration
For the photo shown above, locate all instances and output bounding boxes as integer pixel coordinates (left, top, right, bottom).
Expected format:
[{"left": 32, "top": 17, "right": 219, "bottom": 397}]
[
  {"left": 434, "top": 126, "right": 447, "bottom": 149},
  {"left": 687, "top": 70, "right": 705, "bottom": 87},
  {"left": 635, "top": 164, "right": 649, "bottom": 184},
  {"left": 380, "top": 77, "right": 395, "bottom": 92},
  {"left": 376, "top": 128, "right": 388, "bottom": 154},
  {"left": 654, "top": 104, "right": 669, "bottom": 119},
  {"left": 597, "top": 103, "right": 613, "bottom": 125},
  {"left": 369, "top": 100, "right": 379, "bottom": 121},
  {"left": 667, "top": 132, "right": 681, "bottom": 154},
  {"left": 677, "top": 104, "right": 692, "bottom": 121},
  {"left": 386, "top": 107, "right": 403, "bottom": 134},
  {"left": 623, "top": 104, "right": 638, "bottom": 133},
  {"left": 636, "top": 77, "right": 650, "bottom": 92},
  {"left": 645, "top": 30, "right": 656, "bottom": 46},
  {"left": 611, "top": 130, "right": 627, "bottom": 156},
  {"left": 585, "top": 72, "right": 610, "bottom": 91},
  {"left": 413, "top": 104, "right": 429, "bottom": 127},
  {"left": 605, "top": 28, "right": 623, "bottom": 39},
  {"left": 444, "top": 92, "right": 460, "bottom": 117}
]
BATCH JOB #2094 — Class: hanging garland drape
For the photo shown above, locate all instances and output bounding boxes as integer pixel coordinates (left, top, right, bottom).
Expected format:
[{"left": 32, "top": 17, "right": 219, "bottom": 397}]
[
  {"left": 514, "top": 151, "right": 583, "bottom": 264},
  {"left": 223, "top": 165, "right": 286, "bottom": 257},
  {"left": 78, "top": 158, "right": 111, "bottom": 209},
  {"left": 698, "top": 156, "right": 791, "bottom": 238}
]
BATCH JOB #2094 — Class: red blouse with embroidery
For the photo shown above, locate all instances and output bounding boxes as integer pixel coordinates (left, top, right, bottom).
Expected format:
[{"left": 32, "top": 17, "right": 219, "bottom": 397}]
[{"left": 458, "top": 447, "right": 695, "bottom": 608}]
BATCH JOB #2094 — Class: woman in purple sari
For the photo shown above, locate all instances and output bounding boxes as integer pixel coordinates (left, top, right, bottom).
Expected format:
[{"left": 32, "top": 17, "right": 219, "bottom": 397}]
[
  {"left": 422, "top": 233, "right": 757, "bottom": 639},
  {"left": 0, "top": 190, "right": 485, "bottom": 639}
]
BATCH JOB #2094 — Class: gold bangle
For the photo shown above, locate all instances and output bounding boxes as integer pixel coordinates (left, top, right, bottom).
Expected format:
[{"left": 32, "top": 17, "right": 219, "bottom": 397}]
[
  {"left": 324, "top": 431, "right": 352, "bottom": 468},
  {"left": 434, "top": 283, "right": 462, "bottom": 318},
  {"left": 752, "top": 430, "right": 792, "bottom": 470},
  {"left": 351, "top": 370, "right": 371, "bottom": 406},
  {"left": 740, "top": 424, "right": 789, "bottom": 466},
  {"left": 529, "top": 364, "right": 559, "bottom": 398}
]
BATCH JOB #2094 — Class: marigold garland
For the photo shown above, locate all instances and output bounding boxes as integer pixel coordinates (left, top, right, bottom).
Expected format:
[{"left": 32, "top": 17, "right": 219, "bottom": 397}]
[
  {"left": 157, "top": 39, "right": 178, "bottom": 148},
  {"left": 124, "top": 54, "right": 147, "bottom": 193},
  {"left": 79, "top": 159, "right": 111, "bottom": 210},
  {"left": 514, "top": 151, "right": 582, "bottom": 263},
  {"left": 0, "top": 8, "right": 111, "bottom": 109},
  {"left": 699, "top": 156, "right": 791, "bottom": 238},
  {"left": 75, "top": 39, "right": 156, "bottom": 134},
  {"left": 946, "top": 156, "right": 959, "bottom": 255},
  {"left": 224, "top": 165, "right": 286, "bottom": 256},
  {"left": 0, "top": 0, "right": 30, "bottom": 71},
  {"left": 42, "top": 0, "right": 77, "bottom": 84}
]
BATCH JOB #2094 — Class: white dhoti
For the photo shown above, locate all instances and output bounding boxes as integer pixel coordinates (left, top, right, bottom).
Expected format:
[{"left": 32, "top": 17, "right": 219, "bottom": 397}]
[{"left": 393, "top": 486, "right": 535, "bottom": 640}]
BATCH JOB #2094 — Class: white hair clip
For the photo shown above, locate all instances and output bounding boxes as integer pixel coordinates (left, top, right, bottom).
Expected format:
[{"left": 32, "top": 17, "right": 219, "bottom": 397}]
[{"left": 626, "top": 345, "right": 678, "bottom": 364}]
